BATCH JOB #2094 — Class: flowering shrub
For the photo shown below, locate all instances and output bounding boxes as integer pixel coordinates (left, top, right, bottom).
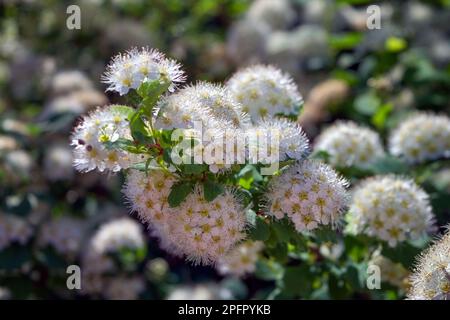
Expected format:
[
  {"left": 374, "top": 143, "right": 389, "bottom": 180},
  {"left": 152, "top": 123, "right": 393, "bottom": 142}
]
[{"left": 71, "top": 47, "right": 348, "bottom": 268}]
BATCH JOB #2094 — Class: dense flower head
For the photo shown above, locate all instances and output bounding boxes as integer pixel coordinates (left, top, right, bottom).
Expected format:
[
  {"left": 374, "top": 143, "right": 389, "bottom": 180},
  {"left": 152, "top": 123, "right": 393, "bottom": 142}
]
[
  {"left": 38, "top": 217, "right": 84, "bottom": 257},
  {"left": 246, "top": 0, "right": 295, "bottom": 30},
  {"left": 388, "top": 113, "right": 450, "bottom": 164},
  {"left": 266, "top": 160, "right": 348, "bottom": 232},
  {"left": 154, "top": 82, "right": 250, "bottom": 131},
  {"left": 251, "top": 118, "right": 310, "bottom": 162},
  {"left": 0, "top": 213, "right": 33, "bottom": 250},
  {"left": 71, "top": 105, "right": 146, "bottom": 173},
  {"left": 90, "top": 217, "right": 145, "bottom": 255},
  {"left": 408, "top": 226, "right": 450, "bottom": 300},
  {"left": 369, "top": 250, "right": 409, "bottom": 290},
  {"left": 154, "top": 88, "right": 225, "bottom": 131},
  {"left": 346, "top": 176, "right": 434, "bottom": 247},
  {"left": 226, "top": 65, "right": 302, "bottom": 123},
  {"left": 182, "top": 82, "right": 251, "bottom": 128},
  {"left": 314, "top": 121, "right": 385, "bottom": 167},
  {"left": 123, "top": 169, "right": 247, "bottom": 265},
  {"left": 217, "top": 240, "right": 264, "bottom": 277},
  {"left": 102, "top": 47, "right": 185, "bottom": 95}
]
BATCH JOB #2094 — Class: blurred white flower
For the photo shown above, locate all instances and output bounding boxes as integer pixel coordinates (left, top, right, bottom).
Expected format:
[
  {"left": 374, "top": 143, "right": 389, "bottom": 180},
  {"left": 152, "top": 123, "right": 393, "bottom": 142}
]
[
  {"left": 346, "top": 176, "right": 435, "bottom": 247},
  {"left": 314, "top": 121, "right": 385, "bottom": 168},
  {"left": 217, "top": 241, "right": 264, "bottom": 277},
  {"left": 38, "top": 217, "right": 85, "bottom": 257},
  {"left": 50, "top": 70, "right": 93, "bottom": 96},
  {"left": 44, "top": 144, "right": 74, "bottom": 181},
  {"left": 0, "top": 213, "right": 33, "bottom": 250},
  {"left": 91, "top": 217, "right": 145, "bottom": 255},
  {"left": 246, "top": 0, "right": 295, "bottom": 31},
  {"left": 389, "top": 113, "right": 450, "bottom": 164}
]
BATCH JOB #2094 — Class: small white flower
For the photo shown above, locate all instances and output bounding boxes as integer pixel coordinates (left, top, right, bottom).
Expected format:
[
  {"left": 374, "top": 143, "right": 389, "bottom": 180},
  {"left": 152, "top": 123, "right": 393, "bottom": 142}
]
[
  {"left": 226, "top": 65, "right": 302, "bottom": 123},
  {"left": 408, "top": 226, "right": 450, "bottom": 300},
  {"left": 0, "top": 213, "right": 33, "bottom": 250},
  {"left": 38, "top": 217, "right": 85, "bottom": 257},
  {"left": 265, "top": 160, "right": 348, "bottom": 232},
  {"left": 217, "top": 241, "right": 264, "bottom": 277},
  {"left": 346, "top": 176, "right": 435, "bottom": 247},
  {"left": 71, "top": 105, "right": 145, "bottom": 173},
  {"left": 389, "top": 113, "right": 450, "bottom": 164},
  {"left": 102, "top": 47, "right": 185, "bottom": 95},
  {"left": 314, "top": 121, "right": 385, "bottom": 167},
  {"left": 91, "top": 217, "right": 145, "bottom": 255},
  {"left": 123, "top": 170, "right": 247, "bottom": 265}
]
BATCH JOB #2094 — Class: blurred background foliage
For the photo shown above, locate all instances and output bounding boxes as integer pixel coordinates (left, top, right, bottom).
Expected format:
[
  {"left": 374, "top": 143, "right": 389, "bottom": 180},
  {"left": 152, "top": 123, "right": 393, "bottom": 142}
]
[{"left": 0, "top": 0, "right": 449, "bottom": 300}]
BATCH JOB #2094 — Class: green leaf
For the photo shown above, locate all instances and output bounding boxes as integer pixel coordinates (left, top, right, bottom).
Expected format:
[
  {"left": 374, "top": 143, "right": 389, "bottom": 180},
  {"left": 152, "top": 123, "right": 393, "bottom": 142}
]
[
  {"left": 310, "top": 150, "right": 331, "bottom": 162},
  {"left": 203, "top": 180, "right": 224, "bottom": 202},
  {"left": 272, "top": 219, "right": 294, "bottom": 243},
  {"left": 267, "top": 242, "right": 288, "bottom": 263},
  {"left": 104, "top": 138, "right": 138, "bottom": 153},
  {"left": 282, "top": 265, "right": 312, "bottom": 297},
  {"left": 249, "top": 216, "right": 270, "bottom": 241},
  {"left": 168, "top": 182, "right": 193, "bottom": 207},
  {"left": 385, "top": 37, "right": 407, "bottom": 53},
  {"left": 137, "top": 80, "right": 171, "bottom": 114},
  {"left": 330, "top": 32, "right": 363, "bottom": 50},
  {"left": 313, "top": 226, "right": 339, "bottom": 244},
  {"left": 130, "top": 109, "right": 152, "bottom": 144},
  {"left": 371, "top": 103, "right": 393, "bottom": 130}
]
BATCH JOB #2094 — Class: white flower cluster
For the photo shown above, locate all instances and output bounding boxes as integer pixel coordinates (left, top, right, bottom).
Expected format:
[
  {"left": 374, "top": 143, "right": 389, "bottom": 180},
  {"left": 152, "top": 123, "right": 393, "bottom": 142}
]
[
  {"left": 252, "top": 118, "right": 309, "bottom": 162},
  {"left": 0, "top": 213, "right": 33, "bottom": 250},
  {"left": 314, "top": 121, "right": 385, "bottom": 167},
  {"left": 71, "top": 105, "right": 145, "bottom": 173},
  {"left": 80, "top": 217, "right": 146, "bottom": 297},
  {"left": 389, "top": 113, "right": 450, "bottom": 164},
  {"left": 154, "top": 82, "right": 249, "bottom": 131},
  {"left": 226, "top": 65, "right": 302, "bottom": 122},
  {"left": 43, "top": 144, "right": 74, "bottom": 181},
  {"left": 246, "top": 0, "right": 295, "bottom": 30},
  {"left": 266, "top": 160, "right": 348, "bottom": 232},
  {"left": 37, "top": 217, "right": 84, "bottom": 257},
  {"left": 369, "top": 250, "right": 409, "bottom": 290},
  {"left": 90, "top": 217, "right": 145, "bottom": 255},
  {"left": 102, "top": 47, "right": 185, "bottom": 95},
  {"left": 408, "top": 226, "right": 450, "bottom": 300},
  {"left": 217, "top": 240, "right": 264, "bottom": 277},
  {"left": 123, "top": 170, "right": 247, "bottom": 265},
  {"left": 347, "top": 176, "right": 434, "bottom": 247}
]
